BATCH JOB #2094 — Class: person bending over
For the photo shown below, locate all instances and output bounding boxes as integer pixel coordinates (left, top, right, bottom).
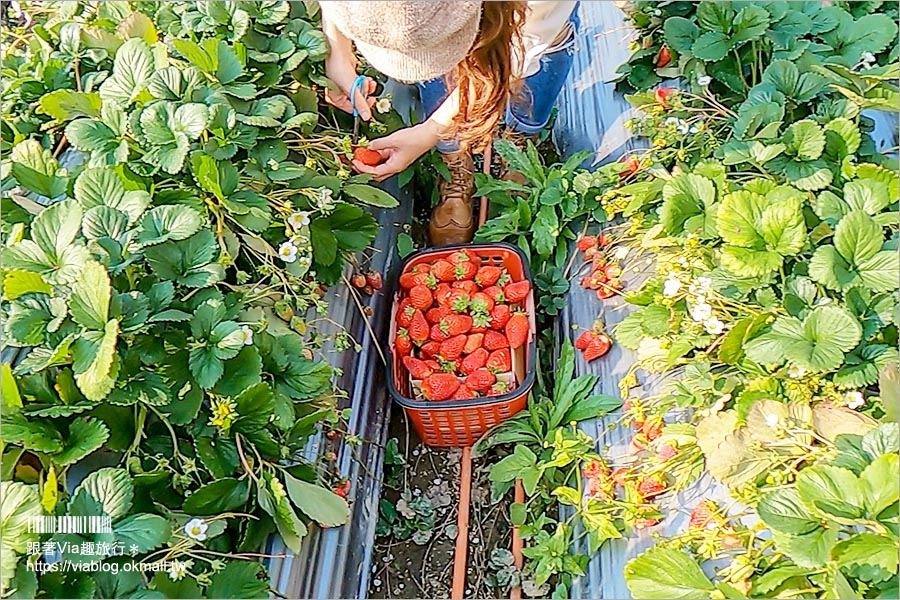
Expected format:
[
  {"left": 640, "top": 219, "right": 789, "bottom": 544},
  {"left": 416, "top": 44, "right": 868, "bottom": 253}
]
[{"left": 320, "top": 1, "right": 578, "bottom": 245}]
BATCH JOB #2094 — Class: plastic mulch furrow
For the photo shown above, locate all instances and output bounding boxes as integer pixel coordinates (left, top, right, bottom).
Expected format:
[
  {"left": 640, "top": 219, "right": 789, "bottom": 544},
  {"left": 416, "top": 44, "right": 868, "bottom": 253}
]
[{"left": 266, "top": 177, "right": 413, "bottom": 599}]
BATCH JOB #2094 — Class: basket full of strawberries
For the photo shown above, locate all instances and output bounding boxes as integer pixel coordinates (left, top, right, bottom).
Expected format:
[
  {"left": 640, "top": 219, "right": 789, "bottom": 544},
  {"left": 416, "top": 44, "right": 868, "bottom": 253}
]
[{"left": 387, "top": 243, "right": 537, "bottom": 447}]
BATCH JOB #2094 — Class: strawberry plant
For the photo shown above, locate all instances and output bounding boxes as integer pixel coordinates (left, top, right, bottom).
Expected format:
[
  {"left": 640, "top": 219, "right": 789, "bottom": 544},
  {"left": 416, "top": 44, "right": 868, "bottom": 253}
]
[
  {"left": 1, "top": 1, "right": 401, "bottom": 597},
  {"left": 473, "top": 2, "right": 899, "bottom": 597}
]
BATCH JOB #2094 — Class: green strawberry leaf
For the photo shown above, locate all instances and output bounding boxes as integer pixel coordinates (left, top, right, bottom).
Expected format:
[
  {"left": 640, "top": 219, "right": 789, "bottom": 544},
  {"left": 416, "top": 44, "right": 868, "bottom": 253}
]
[
  {"left": 745, "top": 305, "right": 862, "bottom": 372},
  {"left": 73, "top": 167, "right": 150, "bottom": 225},
  {"left": 136, "top": 205, "right": 203, "bottom": 247},
  {"left": 10, "top": 140, "right": 69, "bottom": 199},
  {"left": 69, "top": 261, "right": 111, "bottom": 330}
]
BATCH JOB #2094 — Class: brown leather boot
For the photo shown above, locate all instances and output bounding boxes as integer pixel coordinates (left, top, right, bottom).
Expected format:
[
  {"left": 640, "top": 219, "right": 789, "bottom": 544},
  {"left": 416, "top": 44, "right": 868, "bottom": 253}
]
[
  {"left": 497, "top": 127, "right": 539, "bottom": 185},
  {"left": 429, "top": 151, "right": 475, "bottom": 246}
]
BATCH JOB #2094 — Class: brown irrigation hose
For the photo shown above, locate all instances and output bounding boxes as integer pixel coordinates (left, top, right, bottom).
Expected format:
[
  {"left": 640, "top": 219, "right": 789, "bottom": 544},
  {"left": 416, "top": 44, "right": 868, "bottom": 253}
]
[
  {"left": 451, "top": 446, "right": 473, "bottom": 599},
  {"left": 510, "top": 480, "right": 525, "bottom": 599}
]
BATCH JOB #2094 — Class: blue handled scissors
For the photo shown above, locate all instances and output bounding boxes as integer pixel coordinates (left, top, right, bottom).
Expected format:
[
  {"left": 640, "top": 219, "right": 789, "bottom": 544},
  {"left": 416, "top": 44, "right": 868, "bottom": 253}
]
[{"left": 349, "top": 74, "right": 367, "bottom": 144}]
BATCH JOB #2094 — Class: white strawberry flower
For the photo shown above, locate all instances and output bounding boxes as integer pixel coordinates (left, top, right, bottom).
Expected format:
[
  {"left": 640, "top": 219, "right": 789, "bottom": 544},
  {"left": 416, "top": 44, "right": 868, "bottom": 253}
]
[
  {"left": 375, "top": 97, "right": 392, "bottom": 114},
  {"left": 614, "top": 246, "right": 630, "bottom": 260},
  {"left": 845, "top": 391, "right": 865, "bottom": 410},
  {"left": 296, "top": 255, "right": 312, "bottom": 269},
  {"left": 239, "top": 325, "right": 254, "bottom": 346},
  {"left": 787, "top": 365, "right": 806, "bottom": 378},
  {"left": 704, "top": 318, "right": 725, "bottom": 335},
  {"left": 690, "top": 303, "right": 712, "bottom": 322},
  {"left": 288, "top": 211, "right": 310, "bottom": 229},
  {"left": 697, "top": 75, "right": 712, "bottom": 86},
  {"left": 168, "top": 560, "right": 190, "bottom": 581},
  {"left": 662, "top": 278, "right": 682, "bottom": 297},
  {"left": 278, "top": 241, "right": 299, "bottom": 263},
  {"left": 317, "top": 187, "right": 335, "bottom": 210},
  {"left": 184, "top": 518, "right": 208, "bottom": 541}
]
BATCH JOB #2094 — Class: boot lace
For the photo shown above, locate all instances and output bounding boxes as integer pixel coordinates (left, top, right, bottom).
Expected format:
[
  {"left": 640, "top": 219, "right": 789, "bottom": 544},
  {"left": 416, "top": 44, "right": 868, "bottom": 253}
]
[{"left": 442, "top": 153, "right": 473, "bottom": 197}]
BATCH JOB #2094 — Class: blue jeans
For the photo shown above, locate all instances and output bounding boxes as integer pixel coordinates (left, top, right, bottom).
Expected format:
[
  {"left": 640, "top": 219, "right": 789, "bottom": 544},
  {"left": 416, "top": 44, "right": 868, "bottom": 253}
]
[{"left": 418, "top": 5, "right": 580, "bottom": 153}]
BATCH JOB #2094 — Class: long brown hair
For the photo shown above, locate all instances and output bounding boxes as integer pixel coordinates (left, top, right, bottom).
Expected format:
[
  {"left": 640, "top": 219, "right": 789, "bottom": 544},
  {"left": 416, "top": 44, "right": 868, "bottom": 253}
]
[{"left": 451, "top": 1, "right": 527, "bottom": 151}]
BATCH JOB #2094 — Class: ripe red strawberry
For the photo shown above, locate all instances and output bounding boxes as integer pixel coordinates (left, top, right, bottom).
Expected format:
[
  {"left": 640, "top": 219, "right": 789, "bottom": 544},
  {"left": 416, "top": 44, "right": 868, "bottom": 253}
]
[
  {"left": 654, "top": 87, "right": 675, "bottom": 108},
  {"left": 481, "top": 286, "right": 505, "bottom": 304},
  {"left": 489, "top": 304, "right": 511, "bottom": 330},
  {"left": 583, "top": 333, "right": 611, "bottom": 362},
  {"left": 575, "top": 331, "right": 594, "bottom": 350},
  {"left": 604, "top": 264, "right": 622, "bottom": 279},
  {"left": 657, "top": 444, "right": 677, "bottom": 461},
  {"left": 354, "top": 146, "right": 384, "bottom": 166},
  {"left": 397, "top": 299, "right": 415, "bottom": 327},
  {"left": 588, "top": 476, "right": 613, "bottom": 500},
  {"left": 365, "top": 271, "right": 383, "bottom": 290},
  {"left": 403, "top": 356, "right": 434, "bottom": 380},
  {"left": 689, "top": 501, "right": 717, "bottom": 529},
  {"left": 447, "top": 290, "right": 470, "bottom": 313},
  {"left": 424, "top": 359, "right": 441, "bottom": 372},
  {"left": 409, "top": 285, "right": 434, "bottom": 310},
  {"left": 395, "top": 330, "right": 413, "bottom": 356},
  {"left": 633, "top": 517, "right": 660, "bottom": 529},
  {"left": 642, "top": 416, "right": 663, "bottom": 441},
  {"left": 582, "top": 460, "right": 609, "bottom": 479},
  {"left": 469, "top": 292, "right": 494, "bottom": 314},
  {"left": 484, "top": 330, "right": 509, "bottom": 351},
  {"left": 429, "top": 323, "right": 450, "bottom": 342},
  {"left": 505, "top": 313, "right": 529, "bottom": 349},
  {"left": 576, "top": 236, "right": 597, "bottom": 253},
  {"left": 486, "top": 348, "right": 511, "bottom": 372},
  {"left": 400, "top": 270, "right": 433, "bottom": 289},
  {"left": 463, "top": 333, "right": 484, "bottom": 355},
  {"left": 452, "top": 280, "right": 479, "bottom": 295},
  {"left": 440, "top": 314, "right": 473, "bottom": 336},
  {"left": 452, "top": 385, "right": 478, "bottom": 400},
  {"left": 434, "top": 281, "right": 452, "bottom": 300},
  {"left": 434, "top": 285, "right": 454, "bottom": 307},
  {"left": 637, "top": 478, "right": 665, "bottom": 499},
  {"left": 351, "top": 273, "right": 367, "bottom": 289},
  {"left": 454, "top": 261, "right": 478, "bottom": 281},
  {"left": 420, "top": 373, "right": 460, "bottom": 401},
  {"left": 420, "top": 341, "right": 441, "bottom": 359},
  {"left": 333, "top": 480, "right": 351, "bottom": 498},
  {"left": 431, "top": 259, "right": 456, "bottom": 283},
  {"left": 597, "top": 286, "right": 616, "bottom": 300},
  {"left": 460, "top": 347, "right": 489, "bottom": 375},
  {"left": 611, "top": 467, "right": 628, "bottom": 486},
  {"left": 487, "top": 381, "right": 510, "bottom": 396},
  {"left": 475, "top": 265, "right": 503, "bottom": 287},
  {"left": 619, "top": 156, "right": 640, "bottom": 178},
  {"left": 447, "top": 249, "right": 480, "bottom": 267},
  {"left": 439, "top": 334, "right": 467, "bottom": 361},
  {"left": 504, "top": 280, "right": 531, "bottom": 304},
  {"left": 408, "top": 310, "right": 429, "bottom": 344},
  {"left": 398, "top": 269, "right": 420, "bottom": 289},
  {"left": 465, "top": 368, "right": 496, "bottom": 392},
  {"left": 655, "top": 45, "right": 671, "bottom": 68},
  {"left": 597, "top": 233, "right": 611, "bottom": 247},
  {"left": 426, "top": 306, "right": 451, "bottom": 324}
]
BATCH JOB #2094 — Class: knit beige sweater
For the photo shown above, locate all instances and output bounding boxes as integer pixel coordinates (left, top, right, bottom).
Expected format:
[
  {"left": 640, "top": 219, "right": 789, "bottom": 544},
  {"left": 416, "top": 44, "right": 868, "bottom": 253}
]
[{"left": 319, "top": 1, "right": 577, "bottom": 82}]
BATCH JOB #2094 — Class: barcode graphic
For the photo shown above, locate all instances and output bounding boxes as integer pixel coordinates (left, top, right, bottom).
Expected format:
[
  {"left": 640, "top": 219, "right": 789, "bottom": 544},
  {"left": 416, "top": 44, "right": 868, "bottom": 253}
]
[{"left": 28, "top": 516, "right": 112, "bottom": 534}]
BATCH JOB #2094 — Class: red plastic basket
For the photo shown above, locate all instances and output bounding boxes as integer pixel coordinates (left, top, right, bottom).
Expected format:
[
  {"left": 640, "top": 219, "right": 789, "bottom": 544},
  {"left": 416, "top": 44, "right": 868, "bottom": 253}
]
[{"left": 387, "top": 243, "right": 537, "bottom": 447}]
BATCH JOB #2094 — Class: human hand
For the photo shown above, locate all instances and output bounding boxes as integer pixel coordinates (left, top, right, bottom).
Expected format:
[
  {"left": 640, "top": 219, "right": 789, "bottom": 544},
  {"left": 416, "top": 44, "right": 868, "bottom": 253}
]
[
  {"left": 352, "top": 123, "right": 443, "bottom": 182},
  {"left": 324, "top": 55, "right": 376, "bottom": 120}
]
